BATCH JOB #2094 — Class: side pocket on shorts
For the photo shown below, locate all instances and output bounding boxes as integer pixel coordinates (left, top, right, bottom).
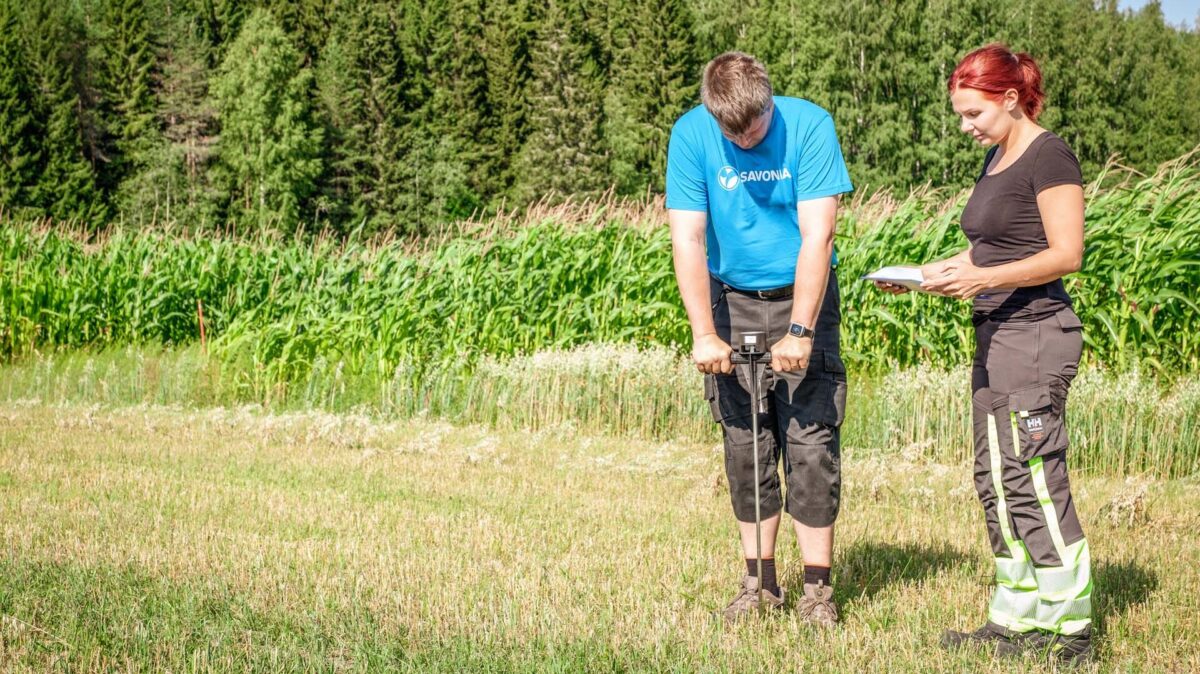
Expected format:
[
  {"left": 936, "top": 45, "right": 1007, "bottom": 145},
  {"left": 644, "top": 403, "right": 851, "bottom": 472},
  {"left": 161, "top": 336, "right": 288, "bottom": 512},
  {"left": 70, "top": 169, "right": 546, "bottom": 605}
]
[
  {"left": 823, "top": 352, "right": 848, "bottom": 427},
  {"left": 1056, "top": 308, "right": 1083, "bottom": 332},
  {"left": 1007, "top": 383, "right": 1068, "bottom": 461},
  {"left": 703, "top": 374, "right": 721, "bottom": 424},
  {"left": 784, "top": 352, "right": 847, "bottom": 428},
  {"left": 705, "top": 372, "right": 753, "bottom": 424}
]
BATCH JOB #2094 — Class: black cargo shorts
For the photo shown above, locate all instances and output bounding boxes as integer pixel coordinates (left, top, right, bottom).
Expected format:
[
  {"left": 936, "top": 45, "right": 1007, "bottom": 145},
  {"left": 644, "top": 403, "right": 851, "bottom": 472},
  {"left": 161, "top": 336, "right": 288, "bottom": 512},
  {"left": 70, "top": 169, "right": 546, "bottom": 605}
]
[{"left": 703, "top": 270, "right": 846, "bottom": 528}]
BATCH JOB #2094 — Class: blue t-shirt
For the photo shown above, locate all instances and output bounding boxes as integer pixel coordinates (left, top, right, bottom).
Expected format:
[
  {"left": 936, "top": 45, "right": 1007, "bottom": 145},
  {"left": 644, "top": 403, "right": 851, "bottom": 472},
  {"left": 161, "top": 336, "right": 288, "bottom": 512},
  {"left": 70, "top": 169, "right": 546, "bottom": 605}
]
[{"left": 665, "top": 96, "right": 853, "bottom": 290}]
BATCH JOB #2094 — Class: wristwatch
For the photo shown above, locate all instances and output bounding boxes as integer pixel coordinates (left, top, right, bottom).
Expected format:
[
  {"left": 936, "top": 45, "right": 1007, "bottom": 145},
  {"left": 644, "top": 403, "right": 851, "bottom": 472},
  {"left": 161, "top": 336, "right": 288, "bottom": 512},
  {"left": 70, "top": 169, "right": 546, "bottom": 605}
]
[{"left": 789, "top": 322, "right": 815, "bottom": 339}]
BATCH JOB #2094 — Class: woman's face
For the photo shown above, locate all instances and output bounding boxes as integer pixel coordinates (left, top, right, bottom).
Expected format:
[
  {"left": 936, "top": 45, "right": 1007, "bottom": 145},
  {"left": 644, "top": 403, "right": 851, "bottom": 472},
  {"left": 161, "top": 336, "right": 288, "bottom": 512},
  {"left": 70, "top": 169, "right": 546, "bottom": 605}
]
[{"left": 950, "top": 86, "right": 1019, "bottom": 146}]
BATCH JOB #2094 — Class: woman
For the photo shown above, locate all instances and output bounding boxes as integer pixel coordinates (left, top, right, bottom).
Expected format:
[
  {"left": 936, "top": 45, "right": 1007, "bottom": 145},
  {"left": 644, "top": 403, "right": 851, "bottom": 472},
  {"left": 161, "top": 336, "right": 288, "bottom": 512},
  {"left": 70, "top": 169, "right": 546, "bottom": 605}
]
[{"left": 876, "top": 44, "right": 1092, "bottom": 665}]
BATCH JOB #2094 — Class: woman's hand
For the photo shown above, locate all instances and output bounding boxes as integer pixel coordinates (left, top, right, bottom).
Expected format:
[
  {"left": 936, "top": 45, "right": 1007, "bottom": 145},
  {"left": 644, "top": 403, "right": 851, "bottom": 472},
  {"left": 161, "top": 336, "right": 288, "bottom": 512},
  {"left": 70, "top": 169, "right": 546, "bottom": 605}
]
[
  {"left": 920, "top": 259, "right": 952, "bottom": 279},
  {"left": 873, "top": 280, "right": 909, "bottom": 295},
  {"left": 920, "top": 259, "right": 993, "bottom": 299}
]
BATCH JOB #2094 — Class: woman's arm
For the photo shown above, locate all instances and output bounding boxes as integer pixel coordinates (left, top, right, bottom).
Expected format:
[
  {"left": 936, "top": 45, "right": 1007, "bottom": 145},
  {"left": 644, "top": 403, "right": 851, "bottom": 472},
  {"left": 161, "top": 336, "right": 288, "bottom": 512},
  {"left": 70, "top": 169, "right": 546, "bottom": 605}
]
[{"left": 920, "top": 184, "right": 1084, "bottom": 298}]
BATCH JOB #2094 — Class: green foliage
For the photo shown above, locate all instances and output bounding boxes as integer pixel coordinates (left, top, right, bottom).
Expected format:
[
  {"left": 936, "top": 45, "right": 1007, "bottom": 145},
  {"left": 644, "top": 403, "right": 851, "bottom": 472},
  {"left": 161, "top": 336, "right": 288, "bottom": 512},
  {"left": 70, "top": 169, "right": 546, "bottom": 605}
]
[
  {"left": 315, "top": 1, "right": 416, "bottom": 234},
  {"left": 15, "top": 0, "right": 107, "bottom": 225},
  {"left": 119, "top": 5, "right": 221, "bottom": 226},
  {"left": 0, "top": 3, "right": 43, "bottom": 215},
  {"left": 513, "top": 0, "right": 611, "bottom": 203},
  {"left": 3, "top": 153, "right": 1198, "bottom": 381},
  {"left": 210, "top": 8, "right": 323, "bottom": 233},
  {"left": 0, "top": 0, "right": 1197, "bottom": 233},
  {"left": 95, "top": 0, "right": 159, "bottom": 198},
  {"left": 478, "top": 0, "right": 534, "bottom": 203},
  {"left": 605, "top": 0, "right": 699, "bottom": 195}
]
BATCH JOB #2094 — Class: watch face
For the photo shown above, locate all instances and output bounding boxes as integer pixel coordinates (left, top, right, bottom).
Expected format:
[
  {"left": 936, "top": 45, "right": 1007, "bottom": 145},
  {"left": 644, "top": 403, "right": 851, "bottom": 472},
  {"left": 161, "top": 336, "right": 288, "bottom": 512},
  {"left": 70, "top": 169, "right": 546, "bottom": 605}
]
[{"left": 790, "top": 324, "right": 812, "bottom": 337}]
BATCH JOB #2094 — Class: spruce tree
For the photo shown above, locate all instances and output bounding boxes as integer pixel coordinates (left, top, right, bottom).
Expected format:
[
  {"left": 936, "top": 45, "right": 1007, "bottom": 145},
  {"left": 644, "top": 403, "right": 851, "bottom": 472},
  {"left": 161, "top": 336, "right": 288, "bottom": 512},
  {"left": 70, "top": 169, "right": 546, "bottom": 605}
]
[
  {"left": 422, "top": 0, "right": 492, "bottom": 220},
  {"left": 478, "top": 0, "right": 534, "bottom": 204},
  {"left": 915, "top": 0, "right": 993, "bottom": 187},
  {"left": 116, "top": 0, "right": 220, "bottom": 226},
  {"left": 605, "top": 0, "right": 699, "bottom": 195},
  {"left": 20, "top": 0, "right": 108, "bottom": 224},
  {"left": 262, "top": 0, "right": 334, "bottom": 66},
  {"left": 514, "top": 0, "right": 611, "bottom": 203},
  {"left": 211, "top": 8, "right": 324, "bottom": 233},
  {"left": 316, "top": 1, "right": 417, "bottom": 234},
  {"left": 96, "top": 0, "right": 161, "bottom": 211},
  {"left": 0, "top": 2, "right": 44, "bottom": 213}
]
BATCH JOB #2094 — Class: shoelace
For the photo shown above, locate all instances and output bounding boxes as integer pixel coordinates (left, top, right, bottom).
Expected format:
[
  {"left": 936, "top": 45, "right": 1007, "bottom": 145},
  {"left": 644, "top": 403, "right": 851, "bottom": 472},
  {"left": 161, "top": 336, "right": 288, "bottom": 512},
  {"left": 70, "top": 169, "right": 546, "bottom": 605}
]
[
  {"left": 798, "top": 596, "right": 834, "bottom": 618},
  {"left": 731, "top": 586, "right": 758, "bottom": 608}
]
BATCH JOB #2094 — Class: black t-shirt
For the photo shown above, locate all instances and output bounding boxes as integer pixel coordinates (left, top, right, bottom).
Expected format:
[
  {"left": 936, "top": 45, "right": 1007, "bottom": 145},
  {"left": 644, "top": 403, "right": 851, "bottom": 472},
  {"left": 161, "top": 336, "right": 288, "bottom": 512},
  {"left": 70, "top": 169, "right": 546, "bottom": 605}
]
[{"left": 960, "top": 131, "right": 1083, "bottom": 321}]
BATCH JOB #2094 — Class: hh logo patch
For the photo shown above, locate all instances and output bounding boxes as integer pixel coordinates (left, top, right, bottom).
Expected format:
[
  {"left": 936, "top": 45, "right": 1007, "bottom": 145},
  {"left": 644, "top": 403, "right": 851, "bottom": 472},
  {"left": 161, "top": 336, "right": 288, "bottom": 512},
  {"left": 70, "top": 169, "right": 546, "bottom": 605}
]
[{"left": 1025, "top": 416, "right": 1045, "bottom": 441}]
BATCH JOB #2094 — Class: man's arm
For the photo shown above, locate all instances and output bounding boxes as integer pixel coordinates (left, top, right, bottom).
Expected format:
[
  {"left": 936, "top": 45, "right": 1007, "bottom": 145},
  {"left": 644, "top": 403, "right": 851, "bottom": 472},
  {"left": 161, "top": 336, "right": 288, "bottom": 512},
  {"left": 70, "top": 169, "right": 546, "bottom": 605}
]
[
  {"left": 771, "top": 195, "right": 839, "bottom": 371},
  {"left": 668, "top": 208, "right": 732, "bottom": 374},
  {"left": 790, "top": 196, "right": 839, "bottom": 328}
]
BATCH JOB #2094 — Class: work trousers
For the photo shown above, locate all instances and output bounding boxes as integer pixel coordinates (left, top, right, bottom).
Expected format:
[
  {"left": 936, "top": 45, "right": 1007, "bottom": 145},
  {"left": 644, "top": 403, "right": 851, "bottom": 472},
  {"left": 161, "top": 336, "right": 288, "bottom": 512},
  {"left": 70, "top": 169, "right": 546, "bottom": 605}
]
[{"left": 971, "top": 307, "right": 1091, "bottom": 635}]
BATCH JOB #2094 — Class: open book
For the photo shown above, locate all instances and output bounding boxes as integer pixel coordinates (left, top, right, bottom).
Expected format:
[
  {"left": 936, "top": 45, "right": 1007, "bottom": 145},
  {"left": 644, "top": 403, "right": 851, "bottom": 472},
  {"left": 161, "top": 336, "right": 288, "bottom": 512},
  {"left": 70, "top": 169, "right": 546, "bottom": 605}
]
[{"left": 861, "top": 265, "right": 926, "bottom": 292}]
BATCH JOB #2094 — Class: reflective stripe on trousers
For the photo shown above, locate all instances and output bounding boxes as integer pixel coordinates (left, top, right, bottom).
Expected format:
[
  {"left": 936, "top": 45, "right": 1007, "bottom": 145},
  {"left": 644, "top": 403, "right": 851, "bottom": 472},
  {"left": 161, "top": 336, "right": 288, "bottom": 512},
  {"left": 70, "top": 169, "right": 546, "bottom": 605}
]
[{"left": 983, "top": 408, "right": 1091, "bottom": 634}]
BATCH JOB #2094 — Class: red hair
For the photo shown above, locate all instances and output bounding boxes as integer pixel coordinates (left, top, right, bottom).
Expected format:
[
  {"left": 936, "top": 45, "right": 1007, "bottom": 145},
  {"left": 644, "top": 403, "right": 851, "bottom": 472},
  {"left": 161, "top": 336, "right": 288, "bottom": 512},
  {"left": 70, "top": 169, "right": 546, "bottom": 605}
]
[{"left": 948, "top": 43, "right": 1045, "bottom": 120}]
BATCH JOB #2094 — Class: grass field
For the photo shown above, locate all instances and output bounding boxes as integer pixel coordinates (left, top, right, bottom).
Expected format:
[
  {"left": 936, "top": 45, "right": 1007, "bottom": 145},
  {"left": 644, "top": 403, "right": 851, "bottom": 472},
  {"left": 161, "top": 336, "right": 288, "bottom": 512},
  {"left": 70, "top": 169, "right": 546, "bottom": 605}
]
[
  {"left": 3, "top": 344, "right": 1198, "bottom": 478},
  {"left": 1, "top": 402, "right": 1196, "bottom": 672}
]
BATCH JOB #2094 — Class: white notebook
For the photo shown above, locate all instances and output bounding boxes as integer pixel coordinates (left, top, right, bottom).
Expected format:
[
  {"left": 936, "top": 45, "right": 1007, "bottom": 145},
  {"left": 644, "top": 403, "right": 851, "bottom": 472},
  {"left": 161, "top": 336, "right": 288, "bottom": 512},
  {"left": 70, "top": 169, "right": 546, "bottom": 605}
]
[{"left": 861, "top": 265, "right": 926, "bottom": 292}]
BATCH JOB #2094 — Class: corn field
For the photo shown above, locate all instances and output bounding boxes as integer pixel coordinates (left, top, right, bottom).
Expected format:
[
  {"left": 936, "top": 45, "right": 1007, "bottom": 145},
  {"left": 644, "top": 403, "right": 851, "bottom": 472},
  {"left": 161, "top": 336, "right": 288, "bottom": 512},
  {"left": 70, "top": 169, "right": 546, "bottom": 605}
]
[{"left": 2, "top": 151, "right": 1198, "bottom": 389}]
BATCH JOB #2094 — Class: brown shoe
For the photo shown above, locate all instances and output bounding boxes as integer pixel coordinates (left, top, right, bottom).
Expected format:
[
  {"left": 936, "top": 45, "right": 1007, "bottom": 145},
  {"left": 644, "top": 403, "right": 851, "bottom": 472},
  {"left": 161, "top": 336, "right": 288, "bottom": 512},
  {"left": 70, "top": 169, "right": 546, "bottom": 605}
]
[
  {"left": 796, "top": 581, "right": 838, "bottom": 627},
  {"left": 718, "top": 574, "right": 785, "bottom": 623}
]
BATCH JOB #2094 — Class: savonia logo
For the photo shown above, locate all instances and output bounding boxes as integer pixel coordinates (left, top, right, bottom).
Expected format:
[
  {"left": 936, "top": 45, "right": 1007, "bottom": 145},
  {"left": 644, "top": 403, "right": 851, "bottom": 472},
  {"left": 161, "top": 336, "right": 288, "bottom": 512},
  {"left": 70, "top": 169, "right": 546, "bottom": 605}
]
[
  {"left": 717, "top": 165, "right": 792, "bottom": 191},
  {"left": 717, "top": 166, "right": 740, "bottom": 190}
]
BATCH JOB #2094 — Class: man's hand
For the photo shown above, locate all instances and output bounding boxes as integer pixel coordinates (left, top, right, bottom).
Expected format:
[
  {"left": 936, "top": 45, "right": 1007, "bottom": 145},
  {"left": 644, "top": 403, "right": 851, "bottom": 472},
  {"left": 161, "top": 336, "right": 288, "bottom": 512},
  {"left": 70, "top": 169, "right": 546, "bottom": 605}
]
[
  {"left": 769, "top": 333, "right": 812, "bottom": 372},
  {"left": 692, "top": 333, "right": 733, "bottom": 374}
]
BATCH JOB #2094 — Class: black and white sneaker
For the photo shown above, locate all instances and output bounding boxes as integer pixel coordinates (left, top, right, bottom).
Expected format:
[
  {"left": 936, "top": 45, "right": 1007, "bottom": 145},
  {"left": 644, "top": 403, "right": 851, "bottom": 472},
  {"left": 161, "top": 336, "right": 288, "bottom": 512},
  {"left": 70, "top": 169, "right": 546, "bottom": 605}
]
[
  {"left": 939, "top": 621, "right": 1033, "bottom": 657},
  {"left": 1025, "top": 625, "right": 1095, "bottom": 666}
]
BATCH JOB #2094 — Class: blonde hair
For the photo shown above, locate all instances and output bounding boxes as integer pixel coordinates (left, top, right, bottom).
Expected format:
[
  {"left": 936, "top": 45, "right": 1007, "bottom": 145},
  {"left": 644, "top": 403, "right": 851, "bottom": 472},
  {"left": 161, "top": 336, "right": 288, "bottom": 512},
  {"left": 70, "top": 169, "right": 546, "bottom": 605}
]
[{"left": 700, "top": 52, "right": 774, "bottom": 135}]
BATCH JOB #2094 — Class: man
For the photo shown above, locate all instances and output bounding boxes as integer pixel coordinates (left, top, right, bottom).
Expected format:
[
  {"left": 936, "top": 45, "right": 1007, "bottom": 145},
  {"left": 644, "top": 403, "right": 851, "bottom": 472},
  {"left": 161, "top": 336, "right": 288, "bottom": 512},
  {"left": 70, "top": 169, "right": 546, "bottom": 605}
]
[{"left": 666, "top": 52, "right": 853, "bottom": 625}]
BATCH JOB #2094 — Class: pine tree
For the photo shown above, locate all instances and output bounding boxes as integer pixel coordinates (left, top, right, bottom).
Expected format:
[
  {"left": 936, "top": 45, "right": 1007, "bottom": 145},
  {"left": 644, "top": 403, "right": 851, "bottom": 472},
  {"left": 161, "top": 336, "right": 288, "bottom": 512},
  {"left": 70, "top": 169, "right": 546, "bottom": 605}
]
[
  {"left": 0, "top": 2, "right": 44, "bottom": 213},
  {"left": 316, "top": 1, "right": 417, "bottom": 234},
  {"left": 19, "top": 0, "right": 108, "bottom": 224},
  {"left": 513, "top": 0, "right": 611, "bottom": 203},
  {"left": 605, "top": 0, "right": 699, "bottom": 195},
  {"left": 211, "top": 8, "right": 324, "bottom": 233}
]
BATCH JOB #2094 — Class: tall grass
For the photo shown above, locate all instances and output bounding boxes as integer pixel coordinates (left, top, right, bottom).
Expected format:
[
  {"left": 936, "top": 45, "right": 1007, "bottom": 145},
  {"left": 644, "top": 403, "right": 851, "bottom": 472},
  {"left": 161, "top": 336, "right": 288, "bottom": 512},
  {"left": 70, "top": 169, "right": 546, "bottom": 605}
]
[
  {"left": 1, "top": 150, "right": 1197, "bottom": 384},
  {"left": 3, "top": 344, "right": 1196, "bottom": 478}
]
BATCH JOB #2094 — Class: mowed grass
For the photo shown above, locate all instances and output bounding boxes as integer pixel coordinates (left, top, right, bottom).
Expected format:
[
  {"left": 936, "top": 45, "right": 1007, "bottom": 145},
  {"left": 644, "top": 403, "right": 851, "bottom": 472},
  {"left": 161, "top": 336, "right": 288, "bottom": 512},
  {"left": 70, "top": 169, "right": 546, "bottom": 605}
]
[{"left": 0, "top": 402, "right": 1197, "bottom": 672}]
